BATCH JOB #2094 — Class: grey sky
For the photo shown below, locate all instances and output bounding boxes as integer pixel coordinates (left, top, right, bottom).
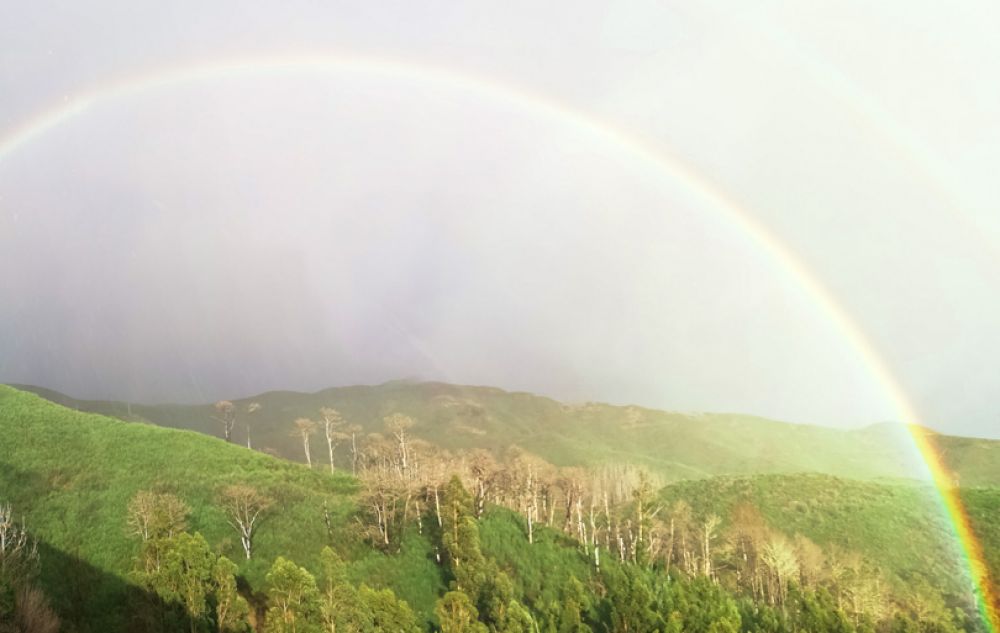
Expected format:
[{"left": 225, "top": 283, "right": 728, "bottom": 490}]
[{"left": 1, "top": 1, "right": 998, "bottom": 437}]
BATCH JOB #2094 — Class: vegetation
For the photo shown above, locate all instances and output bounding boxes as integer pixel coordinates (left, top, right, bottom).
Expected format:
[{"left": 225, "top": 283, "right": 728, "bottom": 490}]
[
  {"left": 17, "top": 382, "right": 1000, "bottom": 485},
  {"left": 1, "top": 384, "right": 997, "bottom": 632},
  {"left": 0, "top": 385, "right": 433, "bottom": 630}
]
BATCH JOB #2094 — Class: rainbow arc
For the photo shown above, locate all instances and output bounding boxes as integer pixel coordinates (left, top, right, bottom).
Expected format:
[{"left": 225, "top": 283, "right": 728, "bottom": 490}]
[{"left": 0, "top": 53, "right": 994, "bottom": 631}]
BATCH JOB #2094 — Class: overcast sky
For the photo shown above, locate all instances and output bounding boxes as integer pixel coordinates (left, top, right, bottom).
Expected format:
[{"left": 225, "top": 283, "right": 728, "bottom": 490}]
[{"left": 1, "top": 1, "right": 998, "bottom": 437}]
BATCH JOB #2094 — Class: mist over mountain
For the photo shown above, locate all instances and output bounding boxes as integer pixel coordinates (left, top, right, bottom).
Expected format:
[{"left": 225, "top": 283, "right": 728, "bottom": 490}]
[
  {"left": 3, "top": 1, "right": 1000, "bottom": 437},
  {"left": 3, "top": 1, "right": 999, "bottom": 631},
  {"left": 16, "top": 379, "right": 999, "bottom": 486}
]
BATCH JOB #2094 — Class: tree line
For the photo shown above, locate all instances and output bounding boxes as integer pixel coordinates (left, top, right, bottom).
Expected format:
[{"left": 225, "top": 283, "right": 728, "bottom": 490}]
[
  {"left": 318, "top": 411, "right": 965, "bottom": 633},
  {"left": 119, "top": 468, "right": 968, "bottom": 633},
  {"left": 4, "top": 404, "right": 975, "bottom": 632},
  {"left": 197, "top": 405, "right": 973, "bottom": 633}
]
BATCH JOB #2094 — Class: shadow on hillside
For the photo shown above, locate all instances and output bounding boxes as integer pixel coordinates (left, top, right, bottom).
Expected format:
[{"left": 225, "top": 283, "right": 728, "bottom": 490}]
[
  {"left": 33, "top": 539, "right": 205, "bottom": 633},
  {"left": 0, "top": 460, "right": 202, "bottom": 633}
]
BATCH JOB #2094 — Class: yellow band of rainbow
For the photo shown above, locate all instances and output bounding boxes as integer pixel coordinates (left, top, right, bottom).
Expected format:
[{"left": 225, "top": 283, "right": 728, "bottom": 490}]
[{"left": 0, "top": 54, "right": 994, "bottom": 631}]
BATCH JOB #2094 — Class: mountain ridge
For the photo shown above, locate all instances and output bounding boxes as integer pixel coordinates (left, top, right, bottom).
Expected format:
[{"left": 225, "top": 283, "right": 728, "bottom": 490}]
[
  {"left": 11, "top": 380, "right": 1000, "bottom": 486},
  {"left": 1, "top": 384, "right": 996, "bottom": 632}
]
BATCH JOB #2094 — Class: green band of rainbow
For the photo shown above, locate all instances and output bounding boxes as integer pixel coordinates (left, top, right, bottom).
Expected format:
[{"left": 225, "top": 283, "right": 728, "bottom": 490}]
[
  {"left": 910, "top": 427, "right": 998, "bottom": 631},
  {"left": 0, "top": 54, "right": 994, "bottom": 631}
]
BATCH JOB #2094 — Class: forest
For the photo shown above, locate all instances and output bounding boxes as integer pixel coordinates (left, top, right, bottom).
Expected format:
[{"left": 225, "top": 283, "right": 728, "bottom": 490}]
[
  {"left": 4, "top": 3, "right": 1000, "bottom": 631},
  {"left": 0, "top": 385, "right": 995, "bottom": 633}
]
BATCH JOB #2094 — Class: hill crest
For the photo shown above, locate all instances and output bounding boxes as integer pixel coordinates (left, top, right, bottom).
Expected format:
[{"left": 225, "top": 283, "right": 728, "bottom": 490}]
[{"left": 11, "top": 380, "right": 1000, "bottom": 486}]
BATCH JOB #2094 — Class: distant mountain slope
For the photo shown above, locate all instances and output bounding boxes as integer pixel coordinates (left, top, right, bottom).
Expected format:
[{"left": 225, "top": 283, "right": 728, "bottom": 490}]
[
  {"left": 2, "top": 385, "right": 997, "bottom": 632},
  {"left": 653, "top": 473, "right": 1000, "bottom": 624},
  {"left": 0, "top": 385, "right": 444, "bottom": 631},
  {"left": 15, "top": 380, "right": 1000, "bottom": 485},
  {"left": 658, "top": 473, "right": 969, "bottom": 591}
]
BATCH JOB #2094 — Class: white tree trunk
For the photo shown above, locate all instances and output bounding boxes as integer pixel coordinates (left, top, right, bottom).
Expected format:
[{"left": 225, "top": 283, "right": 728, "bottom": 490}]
[{"left": 326, "top": 433, "right": 335, "bottom": 474}]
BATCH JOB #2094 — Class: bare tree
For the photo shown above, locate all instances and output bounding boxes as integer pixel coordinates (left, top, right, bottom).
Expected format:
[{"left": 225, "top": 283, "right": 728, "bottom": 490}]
[
  {"left": 794, "top": 533, "right": 826, "bottom": 589},
  {"left": 246, "top": 402, "right": 261, "bottom": 449},
  {"left": 347, "top": 423, "right": 362, "bottom": 476},
  {"left": 0, "top": 506, "right": 59, "bottom": 633},
  {"left": 700, "top": 513, "right": 721, "bottom": 578},
  {"left": 420, "top": 449, "right": 458, "bottom": 530},
  {"left": 359, "top": 470, "right": 403, "bottom": 549},
  {"left": 467, "top": 450, "right": 498, "bottom": 518},
  {"left": 126, "top": 490, "right": 190, "bottom": 542},
  {"left": 825, "top": 543, "right": 851, "bottom": 610},
  {"left": 856, "top": 565, "right": 890, "bottom": 624},
  {"left": 219, "top": 485, "right": 272, "bottom": 560},
  {"left": 383, "top": 413, "right": 415, "bottom": 478},
  {"left": 0, "top": 502, "right": 38, "bottom": 586},
  {"left": 292, "top": 418, "right": 318, "bottom": 468},
  {"left": 359, "top": 432, "right": 393, "bottom": 474},
  {"left": 667, "top": 500, "right": 695, "bottom": 575},
  {"left": 213, "top": 401, "right": 237, "bottom": 442},
  {"left": 10, "top": 585, "right": 60, "bottom": 633},
  {"left": 319, "top": 407, "right": 348, "bottom": 474},
  {"left": 725, "top": 502, "right": 769, "bottom": 600},
  {"left": 761, "top": 534, "right": 799, "bottom": 605}
]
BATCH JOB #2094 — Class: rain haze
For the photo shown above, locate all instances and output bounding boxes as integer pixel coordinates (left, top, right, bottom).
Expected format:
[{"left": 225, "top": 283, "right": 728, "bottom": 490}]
[{"left": 1, "top": 1, "right": 998, "bottom": 437}]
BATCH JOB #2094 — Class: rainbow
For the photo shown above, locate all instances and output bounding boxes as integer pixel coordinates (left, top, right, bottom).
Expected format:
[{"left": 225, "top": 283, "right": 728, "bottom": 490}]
[
  {"left": 0, "top": 53, "right": 995, "bottom": 629},
  {"left": 910, "top": 427, "right": 999, "bottom": 630}
]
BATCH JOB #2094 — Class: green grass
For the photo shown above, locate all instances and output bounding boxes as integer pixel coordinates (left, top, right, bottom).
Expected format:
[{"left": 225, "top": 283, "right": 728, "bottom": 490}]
[
  {"left": 961, "top": 487, "right": 1000, "bottom": 587},
  {"left": 0, "top": 384, "right": 443, "bottom": 631},
  {"left": 3, "top": 384, "right": 998, "bottom": 632},
  {"left": 18, "top": 381, "right": 1000, "bottom": 485},
  {"left": 655, "top": 473, "right": 997, "bottom": 602},
  {"left": 479, "top": 508, "right": 594, "bottom": 608},
  {"left": 348, "top": 532, "right": 446, "bottom": 627}
]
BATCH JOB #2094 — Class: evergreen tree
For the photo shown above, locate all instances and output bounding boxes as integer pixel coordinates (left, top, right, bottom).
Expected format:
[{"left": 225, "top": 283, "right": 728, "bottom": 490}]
[
  {"left": 212, "top": 556, "right": 249, "bottom": 633},
  {"left": 503, "top": 600, "right": 536, "bottom": 633},
  {"left": 151, "top": 532, "right": 215, "bottom": 633},
  {"left": 671, "top": 576, "right": 741, "bottom": 633},
  {"left": 359, "top": 585, "right": 421, "bottom": 633},
  {"left": 319, "top": 546, "right": 372, "bottom": 633},
  {"left": 558, "top": 576, "right": 592, "bottom": 633},
  {"left": 479, "top": 567, "right": 514, "bottom": 630},
  {"left": 436, "top": 590, "right": 488, "bottom": 633},
  {"left": 605, "top": 568, "right": 665, "bottom": 633},
  {"left": 265, "top": 557, "right": 320, "bottom": 633},
  {"left": 793, "top": 588, "right": 853, "bottom": 633},
  {"left": 441, "top": 477, "right": 490, "bottom": 604}
]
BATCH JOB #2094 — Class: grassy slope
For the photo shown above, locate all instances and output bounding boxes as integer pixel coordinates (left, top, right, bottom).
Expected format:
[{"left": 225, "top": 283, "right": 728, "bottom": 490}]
[
  {"left": 0, "top": 385, "right": 444, "bottom": 630},
  {"left": 16, "top": 381, "right": 1000, "bottom": 485},
  {"left": 3, "top": 384, "right": 998, "bottom": 630},
  {"left": 656, "top": 473, "right": 999, "bottom": 602},
  {"left": 962, "top": 487, "right": 1000, "bottom": 593}
]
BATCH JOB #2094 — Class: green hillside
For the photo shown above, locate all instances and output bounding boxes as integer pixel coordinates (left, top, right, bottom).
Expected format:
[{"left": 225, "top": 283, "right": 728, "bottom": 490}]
[
  {"left": 656, "top": 474, "right": 971, "bottom": 593},
  {"left": 3, "top": 384, "right": 997, "bottom": 633},
  {"left": 16, "top": 381, "right": 1000, "bottom": 485},
  {"left": 649, "top": 474, "right": 1000, "bottom": 631},
  {"left": 0, "top": 384, "right": 444, "bottom": 631}
]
